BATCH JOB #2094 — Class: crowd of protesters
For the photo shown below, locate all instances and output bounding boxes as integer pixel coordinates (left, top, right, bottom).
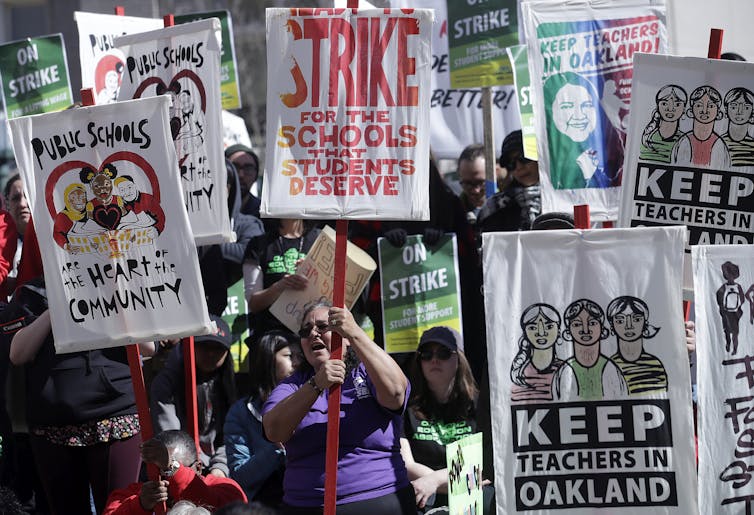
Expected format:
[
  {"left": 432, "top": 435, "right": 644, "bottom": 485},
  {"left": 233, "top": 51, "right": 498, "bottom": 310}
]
[{"left": 0, "top": 132, "right": 695, "bottom": 515}]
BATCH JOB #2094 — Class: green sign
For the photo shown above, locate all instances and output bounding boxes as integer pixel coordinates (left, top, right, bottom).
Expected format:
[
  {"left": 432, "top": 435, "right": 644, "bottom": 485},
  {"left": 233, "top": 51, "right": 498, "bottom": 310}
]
[
  {"left": 379, "top": 234, "right": 462, "bottom": 354},
  {"left": 0, "top": 34, "right": 73, "bottom": 119},
  {"left": 447, "top": 432, "right": 484, "bottom": 515},
  {"left": 176, "top": 10, "right": 242, "bottom": 109},
  {"left": 507, "top": 44, "right": 538, "bottom": 160},
  {"left": 447, "top": 0, "right": 518, "bottom": 88},
  {"left": 222, "top": 278, "right": 250, "bottom": 373}
]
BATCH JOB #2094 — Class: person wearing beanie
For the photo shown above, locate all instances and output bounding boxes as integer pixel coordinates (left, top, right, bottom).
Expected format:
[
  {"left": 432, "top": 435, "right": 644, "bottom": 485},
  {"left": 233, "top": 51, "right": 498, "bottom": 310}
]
[
  {"left": 477, "top": 130, "right": 542, "bottom": 232},
  {"left": 225, "top": 144, "right": 261, "bottom": 218}
]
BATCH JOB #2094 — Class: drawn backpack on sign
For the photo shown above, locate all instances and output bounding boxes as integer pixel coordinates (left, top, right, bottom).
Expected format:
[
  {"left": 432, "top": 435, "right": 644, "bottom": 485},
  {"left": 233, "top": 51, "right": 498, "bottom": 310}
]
[{"left": 723, "top": 283, "right": 743, "bottom": 312}]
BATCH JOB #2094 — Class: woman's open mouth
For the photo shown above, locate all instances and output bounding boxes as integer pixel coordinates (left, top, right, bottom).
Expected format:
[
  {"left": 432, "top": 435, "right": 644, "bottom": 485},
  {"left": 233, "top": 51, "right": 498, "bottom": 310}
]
[{"left": 311, "top": 342, "right": 327, "bottom": 351}]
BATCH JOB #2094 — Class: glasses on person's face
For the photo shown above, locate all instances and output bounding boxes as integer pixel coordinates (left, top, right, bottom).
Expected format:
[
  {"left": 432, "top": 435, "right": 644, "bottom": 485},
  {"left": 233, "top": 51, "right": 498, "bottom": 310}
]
[
  {"left": 418, "top": 347, "right": 456, "bottom": 361},
  {"left": 237, "top": 164, "right": 258, "bottom": 175},
  {"left": 298, "top": 322, "right": 330, "bottom": 339},
  {"left": 501, "top": 153, "right": 534, "bottom": 171}
]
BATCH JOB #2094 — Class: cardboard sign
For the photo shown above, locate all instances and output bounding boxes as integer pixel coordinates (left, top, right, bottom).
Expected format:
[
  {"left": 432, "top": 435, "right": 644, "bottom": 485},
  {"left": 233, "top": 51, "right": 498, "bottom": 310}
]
[
  {"left": 8, "top": 96, "right": 212, "bottom": 353},
  {"left": 523, "top": 0, "right": 667, "bottom": 220},
  {"left": 115, "top": 19, "right": 233, "bottom": 245},
  {"left": 447, "top": 0, "right": 516, "bottom": 88},
  {"left": 619, "top": 53, "right": 754, "bottom": 289},
  {"left": 176, "top": 10, "right": 242, "bottom": 110},
  {"left": 262, "top": 8, "right": 432, "bottom": 220},
  {"left": 483, "top": 226, "right": 697, "bottom": 514},
  {"left": 693, "top": 244, "right": 754, "bottom": 513},
  {"left": 0, "top": 34, "right": 73, "bottom": 119},
  {"left": 378, "top": 233, "right": 463, "bottom": 354},
  {"left": 447, "top": 433, "right": 485, "bottom": 515},
  {"left": 270, "top": 226, "right": 376, "bottom": 332},
  {"left": 74, "top": 11, "right": 162, "bottom": 105}
]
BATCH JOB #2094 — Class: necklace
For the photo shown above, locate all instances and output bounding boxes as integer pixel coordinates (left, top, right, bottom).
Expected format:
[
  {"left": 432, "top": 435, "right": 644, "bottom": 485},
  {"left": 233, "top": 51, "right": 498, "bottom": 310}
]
[{"left": 277, "top": 234, "right": 305, "bottom": 257}]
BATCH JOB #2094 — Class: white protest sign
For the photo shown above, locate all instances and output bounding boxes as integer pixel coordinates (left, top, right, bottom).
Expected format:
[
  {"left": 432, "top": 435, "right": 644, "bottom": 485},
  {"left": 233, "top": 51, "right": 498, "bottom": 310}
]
[
  {"left": 693, "top": 244, "right": 754, "bottom": 513},
  {"left": 270, "top": 225, "right": 376, "bottom": 332},
  {"left": 263, "top": 8, "right": 432, "bottom": 220},
  {"left": 222, "top": 109, "right": 252, "bottom": 149},
  {"left": 74, "top": 11, "right": 162, "bottom": 105},
  {"left": 523, "top": 0, "right": 667, "bottom": 220},
  {"left": 620, "top": 53, "right": 754, "bottom": 290},
  {"left": 334, "top": 0, "right": 523, "bottom": 161},
  {"left": 483, "top": 226, "right": 697, "bottom": 514},
  {"left": 115, "top": 19, "right": 232, "bottom": 245},
  {"left": 8, "top": 96, "right": 212, "bottom": 353}
]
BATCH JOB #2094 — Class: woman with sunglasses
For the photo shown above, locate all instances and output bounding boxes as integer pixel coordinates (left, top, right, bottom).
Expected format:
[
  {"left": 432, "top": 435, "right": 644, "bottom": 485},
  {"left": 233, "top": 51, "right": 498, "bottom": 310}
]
[
  {"left": 399, "top": 326, "right": 493, "bottom": 514},
  {"left": 262, "top": 301, "right": 414, "bottom": 515}
]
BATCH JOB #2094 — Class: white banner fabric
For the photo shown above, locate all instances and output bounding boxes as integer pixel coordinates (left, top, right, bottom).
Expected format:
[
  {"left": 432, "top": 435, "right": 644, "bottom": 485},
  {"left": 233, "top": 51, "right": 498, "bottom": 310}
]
[
  {"left": 262, "top": 8, "right": 432, "bottom": 220},
  {"left": 483, "top": 226, "right": 697, "bottom": 514},
  {"left": 692, "top": 244, "right": 754, "bottom": 513},
  {"left": 74, "top": 11, "right": 162, "bottom": 105},
  {"left": 8, "top": 96, "right": 212, "bottom": 353},
  {"left": 115, "top": 19, "right": 232, "bottom": 245},
  {"left": 523, "top": 0, "right": 667, "bottom": 220}
]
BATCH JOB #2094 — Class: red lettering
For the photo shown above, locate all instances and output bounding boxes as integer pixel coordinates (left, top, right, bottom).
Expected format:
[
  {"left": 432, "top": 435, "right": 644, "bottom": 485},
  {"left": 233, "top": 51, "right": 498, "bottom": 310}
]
[
  {"left": 397, "top": 18, "right": 418, "bottom": 106},
  {"left": 299, "top": 126, "right": 316, "bottom": 147},
  {"left": 370, "top": 17, "right": 397, "bottom": 106},
  {"left": 303, "top": 18, "right": 329, "bottom": 107},
  {"left": 290, "top": 177, "right": 304, "bottom": 194},
  {"left": 330, "top": 18, "right": 355, "bottom": 107}
]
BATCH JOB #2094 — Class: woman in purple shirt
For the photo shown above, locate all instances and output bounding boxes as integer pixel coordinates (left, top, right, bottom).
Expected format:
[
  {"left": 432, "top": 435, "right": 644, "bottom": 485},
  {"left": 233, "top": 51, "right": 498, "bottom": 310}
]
[{"left": 263, "top": 301, "right": 414, "bottom": 515}]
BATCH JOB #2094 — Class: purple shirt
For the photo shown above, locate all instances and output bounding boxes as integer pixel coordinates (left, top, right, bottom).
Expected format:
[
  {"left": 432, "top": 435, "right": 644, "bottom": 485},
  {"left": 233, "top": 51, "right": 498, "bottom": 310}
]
[{"left": 263, "top": 363, "right": 410, "bottom": 507}]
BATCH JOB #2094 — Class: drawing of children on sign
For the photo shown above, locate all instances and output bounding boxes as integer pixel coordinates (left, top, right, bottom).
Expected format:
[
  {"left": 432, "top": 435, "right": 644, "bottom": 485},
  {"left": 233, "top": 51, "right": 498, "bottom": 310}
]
[
  {"left": 81, "top": 164, "right": 126, "bottom": 232},
  {"left": 544, "top": 72, "right": 623, "bottom": 190},
  {"left": 639, "top": 85, "right": 687, "bottom": 163},
  {"left": 671, "top": 85, "right": 731, "bottom": 169},
  {"left": 115, "top": 175, "right": 165, "bottom": 238},
  {"left": 552, "top": 299, "right": 627, "bottom": 401},
  {"left": 155, "top": 80, "right": 204, "bottom": 153},
  {"left": 721, "top": 87, "right": 754, "bottom": 166},
  {"left": 607, "top": 296, "right": 667, "bottom": 395},
  {"left": 716, "top": 261, "right": 745, "bottom": 354},
  {"left": 52, "top": 182, "right": 88, "bottom": 253},
  {"left": 94, "top": 53, "right": 124, "bottom": 105},
  {"left": 510, "top": 303, "right": 564, "bottom": 402}
]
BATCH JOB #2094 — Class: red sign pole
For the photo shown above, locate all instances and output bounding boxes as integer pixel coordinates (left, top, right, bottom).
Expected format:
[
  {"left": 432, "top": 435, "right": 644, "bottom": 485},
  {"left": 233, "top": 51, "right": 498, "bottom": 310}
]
[
  {"left": 573, "top": 204, "right": 590, "bottom": 229},
  {"left": 323, "top": 5, "right": 358, "bottom": 515},
  {"left": 708, "top": 28, "right": 723, "bottom": 59},
  {"left": 114, "top": 6, "right": 125, "bottom": 16}
]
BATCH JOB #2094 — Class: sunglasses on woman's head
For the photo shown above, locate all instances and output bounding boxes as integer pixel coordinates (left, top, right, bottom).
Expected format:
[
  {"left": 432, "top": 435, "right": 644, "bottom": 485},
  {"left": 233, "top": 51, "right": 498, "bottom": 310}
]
[
  {"left": 418, "top": 347, "right": 456, "bottom": 361},
  {"left": 298, "top": 322, "right": 330, "bottom": 339}
]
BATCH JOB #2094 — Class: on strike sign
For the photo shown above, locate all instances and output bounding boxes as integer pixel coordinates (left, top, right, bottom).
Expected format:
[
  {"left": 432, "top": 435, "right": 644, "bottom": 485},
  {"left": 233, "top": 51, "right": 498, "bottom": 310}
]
[{"left": 263, "top": 8, "right": 433, "bottom": 220}]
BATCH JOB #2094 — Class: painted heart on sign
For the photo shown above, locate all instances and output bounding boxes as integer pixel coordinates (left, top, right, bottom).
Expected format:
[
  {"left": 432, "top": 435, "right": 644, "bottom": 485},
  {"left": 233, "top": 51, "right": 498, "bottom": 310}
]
[
  {"left": 44, "top": 151, "right": 162, "bottom": 227},
  {"left": 133, "top": 69, "right": 206, "bottom": 114},
  {"left": 92, "top": 204, "right": 122, "bottom": 230}
]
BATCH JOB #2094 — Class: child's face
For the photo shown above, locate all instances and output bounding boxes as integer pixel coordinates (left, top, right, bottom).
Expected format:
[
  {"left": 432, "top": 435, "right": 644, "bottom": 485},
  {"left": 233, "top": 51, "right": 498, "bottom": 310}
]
[
  {"left": 525, "top": 313, "right": 559, "bottom": 349},
  {"left": 611, "top": 306, "right": 645, "bottom": 343},
  {"left": 658, "top": 95, "right": 685, "bottom": 122},
  {"left": 692, "top": 93, "right": 718, "bottom": 123},
  {"left": 727, "top": 98, "right": 753, "bottom": 125},
  {"left": 569, "top": 309, "right": 601, "bottom": 346}
]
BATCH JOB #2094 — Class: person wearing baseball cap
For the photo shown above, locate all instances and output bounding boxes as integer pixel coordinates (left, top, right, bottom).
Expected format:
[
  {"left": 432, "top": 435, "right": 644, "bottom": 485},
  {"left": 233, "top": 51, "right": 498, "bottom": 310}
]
[
  {"left": 399, "top": 326, "right": 495, "bottom": 514},
  {"left": 225, "top": 144, "right": 261, "bottom": 217},
  {"left": 151, "top": 315, "right": 238, "bottom": 479}
]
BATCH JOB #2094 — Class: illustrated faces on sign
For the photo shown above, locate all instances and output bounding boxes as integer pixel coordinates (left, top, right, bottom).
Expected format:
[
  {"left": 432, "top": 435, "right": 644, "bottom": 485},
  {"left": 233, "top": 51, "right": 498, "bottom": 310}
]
[
  {"left": 68, "top": 185, "right": 86, "bottom": 212},
  {"left": 552, "top": 83, "right": 597, "bottom": 143},
  {"left": 524, "top": 312, "right": 560, "bottom": 350},
  {"left": 91, "top": 173, "right": 113, "bottom": 201},
  {"left": 118, "top": 178, "right": 138, "bottom": 202},
  {"left": 611, "top": 306, "right": 645, "bottom": 343},
  {"left": 725, "top": 88, "right": 754, "bottom": 125},
  {"left": 658, "top": 91, "right": 686, "bottom": 123},
  {"left": 569, "top": 308, "right": 603, "bottom": 346}
]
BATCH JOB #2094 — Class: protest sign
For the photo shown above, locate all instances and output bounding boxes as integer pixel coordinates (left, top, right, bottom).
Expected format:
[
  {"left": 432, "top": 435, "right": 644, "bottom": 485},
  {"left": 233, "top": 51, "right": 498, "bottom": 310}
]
[
  {"left": 619, "top": 53, "right": 754, "bottom": 289},
  {"left": 523, "top": 0, "right": 667, "bottom": 220},
  {"left": 115, "top": 19, "right": 233, "bottom": 245},
  {"left": 693, "top": 244, "right": 754, "bottom": 513},
  {"left": 447, "top": 432, "right": 484, "bottom": 515},
  {"left": 270, "top": 226, "right": 376, "bottom": 332},
  {"left": 378, "top": 233, "right": 462, "bottom": 354},
  {"left": 483, "top": 226, "right": 697, "bottom": 514},
  {"left": 446, "top": 0, "right": 516, "bottom": 88},
  {"left": 263, "top": 8, "right": 432, "bottom": 220},
  {"left": 74, "top": 11, "right": 162, "bottom": 105},
  {"left": 507, "top": 44, "right": 537, "bottom": 160},
  {"left": 222, "top": 278, "right": 250, "bottom": 373},
  {"left": 176, "top": 10, "right": 242, "bottom": 110},
  {"left": 222, "top": 109, "right": 252, "bottom": 149},
  {"left": 8, "top": 96, "right": 212, "bottom": 353},
  {"left": 0, "top": 34, "right": 73, "bottom": 119},
  {"left": 335, "top": 0, "right": 523, "bottom": 160}
]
